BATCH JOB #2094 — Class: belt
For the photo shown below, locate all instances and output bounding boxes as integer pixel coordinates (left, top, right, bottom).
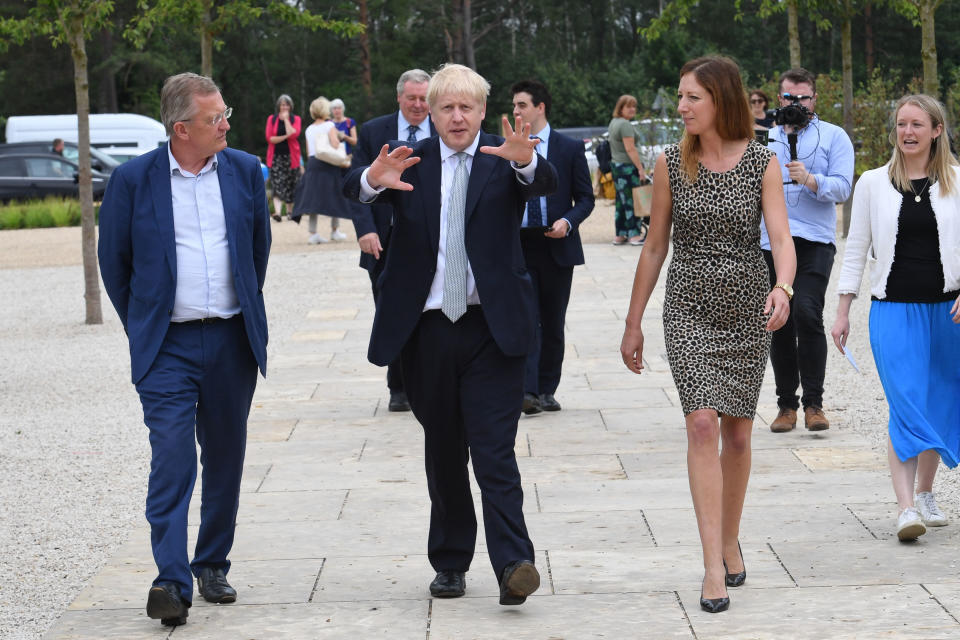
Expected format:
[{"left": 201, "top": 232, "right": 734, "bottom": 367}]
[{"left": 174, "top": 314, "right": 239, "bottom": 326}]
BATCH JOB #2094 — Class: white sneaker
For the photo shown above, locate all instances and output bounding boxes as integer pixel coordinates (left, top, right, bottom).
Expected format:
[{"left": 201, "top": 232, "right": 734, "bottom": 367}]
[
  {"left": 330, "top": 230, "right": 347, "bottom": 241},
  {"left": 915, "top": 492, "right": 948, "bottom": 527},
  {"left": 308, "top": 234, "right": 328, "bottom": 245},
  {"left": 897, "top": 506, "right": 927, "bottom": 541}
]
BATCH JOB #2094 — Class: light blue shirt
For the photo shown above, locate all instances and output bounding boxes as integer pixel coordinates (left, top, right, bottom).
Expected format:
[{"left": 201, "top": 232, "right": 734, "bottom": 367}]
[
  {"left": 522, "top": 124, "right": 550, "bottom": 227},
  {"left": 760, "top": 116, "right": 854, "bottom": 249},
  {"left": 167, "top": 146, "right": 240, "bottom": 322},
  {"left": 398, "top": 113, "right": 431, "bottom": 142}
]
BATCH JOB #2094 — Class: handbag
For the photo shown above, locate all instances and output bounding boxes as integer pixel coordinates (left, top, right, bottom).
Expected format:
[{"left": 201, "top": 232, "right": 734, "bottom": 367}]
[{"left": 314, "top": 127, "right": 351, "bottom": 168}]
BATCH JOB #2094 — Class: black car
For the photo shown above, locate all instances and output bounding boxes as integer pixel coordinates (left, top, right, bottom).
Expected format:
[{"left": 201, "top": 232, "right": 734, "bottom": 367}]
[
  {"left": 0, "top": 141, "right": 120, "bottom": 175},
  {"left": 0, "top": 152, "right": 109, "bottom": 202}
]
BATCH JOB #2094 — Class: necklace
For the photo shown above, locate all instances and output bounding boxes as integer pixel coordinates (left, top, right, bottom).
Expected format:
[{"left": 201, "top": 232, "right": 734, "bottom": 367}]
[{"left": 913, "top": 177, "right": 930, "bottom": 203}]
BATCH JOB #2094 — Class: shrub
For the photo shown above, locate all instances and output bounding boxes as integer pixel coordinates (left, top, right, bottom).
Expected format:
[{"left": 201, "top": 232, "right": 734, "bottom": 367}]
[{"left": 0, "top": 196, "right": 91, "bottom": 229}]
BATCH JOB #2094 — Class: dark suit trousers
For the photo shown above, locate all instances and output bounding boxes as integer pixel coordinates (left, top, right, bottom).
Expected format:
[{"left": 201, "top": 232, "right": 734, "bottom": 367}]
[
  {"left": 368, "top": 264, "right": 403, "bottom": 393},
  {"left": 521, "top": 232, "right": 574, "bottom": 396},
  {"left": 763, "top": 239, "right": 836, "bottom": 410},
  {"left": 401, "top": 307, "right": 534, "bottom": 578},
  {"left": 134, "top": 316, "right": 257, "bottom": 603}
]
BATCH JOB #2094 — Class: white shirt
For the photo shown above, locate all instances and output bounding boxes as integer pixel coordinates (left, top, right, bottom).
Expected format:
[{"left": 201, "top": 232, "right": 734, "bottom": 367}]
[
  {"left": 168, "top": 146, "right": 239, "bottom": 322},
  {"left": 304, "top": 120, "right": 336, "bottom": 157},
  {"left": 359, "top": 132, "right": 539, "bottom": 314},
  {"left": 398, "top": 113, "right": 431, "bottom": 142}
]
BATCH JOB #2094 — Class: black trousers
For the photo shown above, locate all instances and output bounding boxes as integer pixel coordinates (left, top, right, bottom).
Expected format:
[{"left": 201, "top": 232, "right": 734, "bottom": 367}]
[
  {"left": 368, "top": 265, "right": 403, "bottom": 393},
  {"left": 401, "top": 307, "right": 534, "bottom": 578},
  {"left": 520, "top": 232, "right": 574, "bottom": 396},
  {"left": 763, "top": 238, "right": 836, "bottom": 410}
]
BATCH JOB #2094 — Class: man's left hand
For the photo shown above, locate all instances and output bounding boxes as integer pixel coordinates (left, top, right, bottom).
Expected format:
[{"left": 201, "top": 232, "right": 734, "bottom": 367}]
[
  {"left": 544, "top": 219, "right": 570, "bottom": 239},
  {"left": 479, "top": 115, "right": 538, "bottom": 165}
]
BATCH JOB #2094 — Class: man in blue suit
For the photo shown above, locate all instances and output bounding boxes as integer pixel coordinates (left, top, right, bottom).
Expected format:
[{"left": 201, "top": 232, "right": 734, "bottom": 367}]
[
  {"left": 510, "top": 80, "right": 595, "bottom": 415},
  {"left": 352, "top": 69, "right": 437, "bottom": 412},
  {"left": 344, "top": 63, "right": 557, "bottom": 606},
  {"left": 98, "top": 72, "right": 270, "bottom": 628}
]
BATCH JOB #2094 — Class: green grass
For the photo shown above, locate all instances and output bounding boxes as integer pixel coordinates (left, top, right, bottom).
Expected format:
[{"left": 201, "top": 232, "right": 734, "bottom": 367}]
[{"left": 0, "top": 197, "right": 94, "bottom": 230}]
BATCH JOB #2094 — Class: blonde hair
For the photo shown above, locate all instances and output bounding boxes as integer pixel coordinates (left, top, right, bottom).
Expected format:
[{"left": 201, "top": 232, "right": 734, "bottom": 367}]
[
  {"left": 677, "top": 56, "right": 754, "bottom": 183},
  {"left": 887, "top": 94, "right": 958, "bottom": 197},
  {"left": 427, "top": 63, "right": 490, "bottom": 108},
  {"left": 612, "top": 95, "right": 637, "bottom": 119},
  {"left": 309, "top": 97, "right": 331, "bottom": 121}
]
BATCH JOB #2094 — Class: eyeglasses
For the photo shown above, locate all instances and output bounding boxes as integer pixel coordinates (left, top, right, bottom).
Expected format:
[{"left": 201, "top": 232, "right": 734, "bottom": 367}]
[
  {"left": 182, "top": 106, "right": 233, "bottom": 127},
  {"left": 750, "top": 99, "right": 765, "bottom": 105},
  {"left": 781, "top": 93, "right": 813, "bottom": 102}
]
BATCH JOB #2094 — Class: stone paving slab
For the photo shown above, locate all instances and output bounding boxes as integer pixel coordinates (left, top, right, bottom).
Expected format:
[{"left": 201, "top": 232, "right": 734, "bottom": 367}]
[{"left": 44, "top": 240, "right": 960, "bottom": 638}]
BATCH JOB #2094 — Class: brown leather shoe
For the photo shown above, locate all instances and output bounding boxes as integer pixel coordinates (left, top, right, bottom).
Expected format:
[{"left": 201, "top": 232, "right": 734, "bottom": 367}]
[
  {"left": 804, "top": 406, "right": 830, "bottom": 431},
  {"left": 770, "top": 408, "right": 797, "bottom": 433}
]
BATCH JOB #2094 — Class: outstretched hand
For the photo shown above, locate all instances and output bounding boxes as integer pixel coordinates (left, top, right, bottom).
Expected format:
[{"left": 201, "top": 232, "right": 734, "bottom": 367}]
[
  {"left": 478, "top": 115, "right": 538, "bottom": 165},
  {"left": 367, "top": 144, "right": 421, "bottom": 191}
]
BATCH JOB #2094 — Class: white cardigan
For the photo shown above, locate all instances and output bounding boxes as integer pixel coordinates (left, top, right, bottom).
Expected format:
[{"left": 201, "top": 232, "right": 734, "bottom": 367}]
[{"left": 836, "top": 164, "right": 960, "bottom": 299}]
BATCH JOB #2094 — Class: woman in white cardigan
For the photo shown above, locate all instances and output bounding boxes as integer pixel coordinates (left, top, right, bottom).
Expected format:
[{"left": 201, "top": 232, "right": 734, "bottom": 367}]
[{"left": 831, "top": 94, "right": 960, "bottom": 542}]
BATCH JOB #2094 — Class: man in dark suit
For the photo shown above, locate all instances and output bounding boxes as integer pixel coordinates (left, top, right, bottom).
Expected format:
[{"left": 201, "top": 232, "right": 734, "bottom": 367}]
[
  {"left": 352, "top": 68, "right": 436, "bottom": 412},
  {"left": 98, "top": 72, "right": 270, "bottom": 628},
  {"left": 510, "top": 80, "right": 595, "bottom": 415},
  {"left": 344, "top": 63, "right": 557, "bottom": 606}
]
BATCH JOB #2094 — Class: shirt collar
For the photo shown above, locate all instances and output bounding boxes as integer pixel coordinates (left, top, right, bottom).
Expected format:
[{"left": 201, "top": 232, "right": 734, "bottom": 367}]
[
  {"left": 439, "top": 132, "right": 481, "bottom": 163},
  {"left": 168, "top": 144, "right": 218, "bottom": 177},
  {"left": 532, "top": 122, "right": 551, "bottom": 144},
  {"left": 398, "top": 113, "right": 430, "bottom": 136}
]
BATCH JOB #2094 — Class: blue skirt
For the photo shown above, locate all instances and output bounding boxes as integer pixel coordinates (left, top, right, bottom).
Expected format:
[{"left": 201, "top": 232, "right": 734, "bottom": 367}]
[{"left": 869, "top": 299, "right": 960, "bottom": 466}]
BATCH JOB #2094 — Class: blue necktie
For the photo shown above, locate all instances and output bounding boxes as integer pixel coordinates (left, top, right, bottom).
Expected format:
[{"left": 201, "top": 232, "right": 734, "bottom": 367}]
[
  {"left": 526, "top": 137, "right": 544, "bottom": 226},
  {"left": 406, "top": 125, "right": 419, "bottom": 143}
]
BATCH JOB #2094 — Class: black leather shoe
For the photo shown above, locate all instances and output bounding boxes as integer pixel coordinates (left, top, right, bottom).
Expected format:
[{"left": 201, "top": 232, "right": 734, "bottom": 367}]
[
  {"left": 700, "top": 591, "right": 730, "bottom": 613},
  {"left": 429, "top": 570, "right": 466, "bottom": 598},
  {"left": 388, "top": 391, "right": 411, "bottom": 412},
  {"left": 197, "top": 567, "right": 237, "bottom": 604},
  {"left": 521, "top": 392, "right": 542, "bottom": 415},
  {"left": 499, "top": 560, "right": 540, "bottom": 605},
  {"left": 539, "top": 394, "right": 561, "bottom": 412},
  {"left": 724, "top": 542, "right": 746, "bottom": 587},
  {"left": 146, "top": 583, "right": 189, "bottom": 626}
]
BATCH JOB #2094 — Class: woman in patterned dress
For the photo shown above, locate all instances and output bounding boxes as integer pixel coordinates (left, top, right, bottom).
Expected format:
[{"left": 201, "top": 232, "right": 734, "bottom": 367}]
[{"left": 620, "top": 56, "right": 796, "bottom": 613}]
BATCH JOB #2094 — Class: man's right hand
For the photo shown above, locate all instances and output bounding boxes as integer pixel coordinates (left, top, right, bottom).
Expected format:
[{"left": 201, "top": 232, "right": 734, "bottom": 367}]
[
  {"left": 358, "top": 232, "right": 382, "bottom": 259},
  {"left": 367, "top": 144, "right": 420, "bottom": 191}
]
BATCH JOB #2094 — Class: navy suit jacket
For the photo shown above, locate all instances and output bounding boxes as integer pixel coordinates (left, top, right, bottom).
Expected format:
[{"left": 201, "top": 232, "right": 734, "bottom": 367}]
[
  {"left": 344, "top": 132, "right": 559, "bottom": 367},
  {"left": 98, "top": 144, "right": 271, "bottom": 383},
  {"left": 539, "top": 129, "right": 595, "bottom": 267},
  {"left": 351, "top": 111, "right": 436, "bottom": 272}
]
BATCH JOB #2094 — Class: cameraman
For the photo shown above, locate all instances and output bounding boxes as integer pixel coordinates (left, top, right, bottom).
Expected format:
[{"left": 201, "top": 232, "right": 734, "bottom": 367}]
[{"left": 760, "top": 68, "right": 854, "bottom": 433}]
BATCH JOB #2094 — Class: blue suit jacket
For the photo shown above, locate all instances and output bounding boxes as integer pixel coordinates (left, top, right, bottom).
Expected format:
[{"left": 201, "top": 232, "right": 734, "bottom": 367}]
[
  {"left": 539, "top": 129, "right": 595, "bottom": 267},
  {"left": 344, "top": 132, "right": 558, "bottom": 367},
  {"left": 351, "top": 111, "right": 436, "bottom": 272},
  {"left": 98, "top": 144, "right": 271, "bottom": 383}
]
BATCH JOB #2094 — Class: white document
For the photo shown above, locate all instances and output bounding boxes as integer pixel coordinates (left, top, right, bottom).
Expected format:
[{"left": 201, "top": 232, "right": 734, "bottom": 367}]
[{"left": 842, "top": 344, "right": 861, "bottom": 373}]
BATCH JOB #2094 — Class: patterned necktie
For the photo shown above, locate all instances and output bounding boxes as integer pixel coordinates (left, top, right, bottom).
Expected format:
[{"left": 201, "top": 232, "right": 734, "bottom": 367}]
[
  {"left": 406, "top": 124, "right": 419, "bottom": 143},
  {"left": 526, "top": 137, "right": 545, "bottom": 226},
  {"left": 442, "top": 152, "right": 469, "bottom": 322}
]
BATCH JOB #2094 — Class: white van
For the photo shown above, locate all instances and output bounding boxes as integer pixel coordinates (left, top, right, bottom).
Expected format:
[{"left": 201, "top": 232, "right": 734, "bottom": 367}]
[{"left": 5, "top": 113, "right": 167, "bottom": 158}]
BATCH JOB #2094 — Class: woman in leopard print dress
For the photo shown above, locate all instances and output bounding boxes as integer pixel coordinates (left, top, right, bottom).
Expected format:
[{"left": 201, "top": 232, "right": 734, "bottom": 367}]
[{"left": 620, "top": 56, "right": 796, "bottom": 613}]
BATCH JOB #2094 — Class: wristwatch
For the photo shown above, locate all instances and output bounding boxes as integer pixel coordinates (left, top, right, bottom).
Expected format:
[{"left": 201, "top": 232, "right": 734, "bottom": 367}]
[{"left": 774, "top": 283, "right": 794, "bottom": 300}]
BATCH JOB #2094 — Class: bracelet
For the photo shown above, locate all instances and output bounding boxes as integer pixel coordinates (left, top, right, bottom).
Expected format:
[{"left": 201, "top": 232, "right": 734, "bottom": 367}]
[{"left": 773, "top": 283, "right": 794, "bottom": 300}]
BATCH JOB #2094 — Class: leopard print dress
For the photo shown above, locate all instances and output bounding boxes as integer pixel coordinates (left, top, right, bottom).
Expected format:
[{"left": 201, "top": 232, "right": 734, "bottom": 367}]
[{"left": 662, "top": 140, "right": 774, "bottom": 418}]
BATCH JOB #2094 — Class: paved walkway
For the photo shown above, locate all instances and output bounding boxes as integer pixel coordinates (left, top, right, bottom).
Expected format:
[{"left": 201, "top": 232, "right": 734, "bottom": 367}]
[{"left": 45, "top": 238, "right": 960, "bottom": 639}]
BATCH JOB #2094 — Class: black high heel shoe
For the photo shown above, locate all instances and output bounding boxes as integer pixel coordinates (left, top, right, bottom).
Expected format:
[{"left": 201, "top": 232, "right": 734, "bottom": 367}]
[
  {"left": 700, "top": 582, "right": 730, "bottom": 613},
  {"left": 723, "top": 541, "right": 746, "bottom": 587}
]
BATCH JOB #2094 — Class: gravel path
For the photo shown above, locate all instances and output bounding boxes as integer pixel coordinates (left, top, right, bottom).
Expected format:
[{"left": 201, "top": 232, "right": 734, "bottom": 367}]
[{"left": 1, "top": 203, "right": 957, "bottom": 639}]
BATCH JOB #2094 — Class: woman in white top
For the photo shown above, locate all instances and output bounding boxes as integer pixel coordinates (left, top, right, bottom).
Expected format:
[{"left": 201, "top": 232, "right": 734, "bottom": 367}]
[
  {"left": 831, "top": 94, "right": 960, "bottom": 542},
  {"left": 292, "top": 96, "right": 353, "bottom": 244}
]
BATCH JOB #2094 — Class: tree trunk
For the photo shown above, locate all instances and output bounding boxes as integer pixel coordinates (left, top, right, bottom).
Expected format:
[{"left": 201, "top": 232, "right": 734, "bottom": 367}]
[
  {"left": 358, "top": 0, "right": 373, "bottom": 120},
  {"left": 918, "top": 0, "right": 939, "bottom": 97},
  {"left": 67, "top": 8, "right": 102, "bottom": 325},
  {"left": 787, "top": 0, "right": 801, "bottom": 68},
  {"left": 864, "top": 1, "right": 874, "bottom": 74},
  {"left": 841, "top": 11, "right": 855, "bottom": 237},
  {"left": 98, "top": 26, "right": 118, "bottom": 113},
  {"left": 201, "top": 0, "right": 214, "bottom": 78},
  {"left": 463, "top": 0, "right": 475, "bottom": 70}
]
